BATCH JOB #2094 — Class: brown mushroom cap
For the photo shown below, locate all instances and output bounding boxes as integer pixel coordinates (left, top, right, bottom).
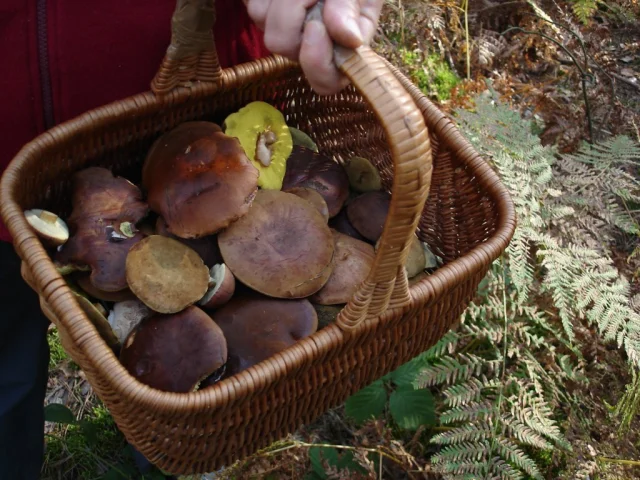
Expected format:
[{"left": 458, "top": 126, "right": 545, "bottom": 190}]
[
  {"left": 218, "top": 190, "right": 335, "bottom": 299},
  {"left": 155, "top": 216, "right": 222, "bottom": 267},
  {"left": 284, "top": 187, "right": 330, "bottom": 222},
  {"left": 310, "top": 230, "right": 375, "bottom": 305},
  {"left": 329, "top": 208, "right": 367, "bottom": 242},
  {"left": 125, "top": 235, "right": 211, "bottom": 314},
  {"left": 346, "top": 191, "right": 391, "bottom": 243},
  {"left": 74, "top": 273, "right": 136, "bottom": 303},
  {"left": 213, "top": 293, "right": 318, "bottom": 377},
  {"left": 142, "top": 122, "right": 259, "bottom": 239},
  {"left": 54, "top": 167, "right": 149, "bottom": 292},
  {"left": 119, "top": 306, "right": 228, "bottom": 393},
  {"left": 281, "top": 146, "right": 349, "bottom": 218}
]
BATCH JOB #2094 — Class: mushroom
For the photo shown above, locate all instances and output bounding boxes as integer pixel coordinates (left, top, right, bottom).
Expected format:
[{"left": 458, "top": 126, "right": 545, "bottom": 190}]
[
  {"left": 75, "top": 273, "right": 136, "bottom": 303},
  {"left": 196, "top": 363, "right": 228, "bottom": 390},
  {"left": 404, "top": 235, "right": 427, "bottom": 279},
  {"left": 375, "top": 233, "right": 429, "bottom": 279},
  {"left": 328, "top": 208, "right": 367, "bottom": 242},
  {"left": 423, "top": 242, "right": 441, "bottom": 269},
  {"left": 410, "top": 271, "right": 430, "bottom": 286},
  {"left": 198, "top": 264, "right": 236, "bottom": 310},
  {"left": 107, "top": 299, "right": 152, "bottom": 345},
  {"left": 212, "top": 293, "right": 318, "bottom": 377},
  {"left": 310, "top": 230, "right": 375, "bottom": 305},
  {"left": 155, "top": 216, "right": 222, "bottom": 267},
  {"left": 223, "top": 101, "right": 293, "bottom": 190},
  {"left": 142, "top": 121, "right": 259, "bottom": 239},
  {"left": 72, "top": 292, "right": 120, "bottom": 351},
  {"left": 119, "top": 306, "right": 228, "bottom": 393},
  {"left": 25, "top": 209, "right": 69, "bottom": 247},
  {"left": 346, "top": 191, "right": 391, "bottom": 243},
  {"left": 54, "top": 167, "right": 149, "bottom": 293},
  {"left": 284, "top": 187, "right": 330, "bottom": 222},
  {"left": 125, "top": 235, "right": 211, "bottom": 314},
  {"left": 290, "top": 127, "right": 318, "bottom": 152},
  {"left": 218, "top": 190, "right": 335, "bottom": 299},
  {"left": 282, "top": 146, "right": 350, "bottom": 218},
  {"left": 344, "top": 156, "right": 383, "bottom": 193}
]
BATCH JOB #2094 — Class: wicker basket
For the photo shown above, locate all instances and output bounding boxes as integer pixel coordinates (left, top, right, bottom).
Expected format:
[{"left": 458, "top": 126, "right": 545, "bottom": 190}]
[{"left": 0, "top": 0, "right": 516, "bottom": 475}]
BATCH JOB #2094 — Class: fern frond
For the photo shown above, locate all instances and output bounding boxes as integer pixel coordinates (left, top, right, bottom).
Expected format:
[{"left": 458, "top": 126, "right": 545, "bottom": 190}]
[
  {"left": 431, "top": 441, "right": 491, "bottom": 467},
  {"left": 440, "top": 400, "right": 494, "bottom": 424},
  {"left": 494, "top": 437, "right": 544, "bottom": 480}
]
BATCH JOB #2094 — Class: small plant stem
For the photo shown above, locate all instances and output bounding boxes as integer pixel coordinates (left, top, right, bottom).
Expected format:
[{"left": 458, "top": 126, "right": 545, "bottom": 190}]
[
  {"left": 501, "top": 26, "right": 595, "bottom": 143},
  {"left": 598, "top": 456, "right": 640, "bottom": 467},
  {"left": 487, "top": 255, "right": 510, "bottom": 468},
  {"left": 462, "top": 0, "right": 470, "bottom": 80},
  {"left": 257, "top": 440, "right": 419, "bottom": 475}
]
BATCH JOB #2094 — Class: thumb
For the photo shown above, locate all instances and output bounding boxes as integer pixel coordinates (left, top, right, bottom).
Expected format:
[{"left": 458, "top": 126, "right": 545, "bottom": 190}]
[{"left": 321, "top": 0, "right": 364, "bottom": 49}]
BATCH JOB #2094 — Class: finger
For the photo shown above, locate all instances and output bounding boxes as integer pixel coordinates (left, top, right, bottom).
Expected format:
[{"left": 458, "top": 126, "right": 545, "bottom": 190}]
[
  {"left": 245, "top": 0, "right": 271, "bottom": 31},
  {"left": 299, "top": 20, "right": 350, "bottom": 96},
  {"left": 358, "top": 0, "right": 384, "bottom": 43},
  {"left": 263, "top": 0, "right": 317, "bottom": 60},
  {"left": 322, "top": 0, "right": 364, "bottom": 49}
]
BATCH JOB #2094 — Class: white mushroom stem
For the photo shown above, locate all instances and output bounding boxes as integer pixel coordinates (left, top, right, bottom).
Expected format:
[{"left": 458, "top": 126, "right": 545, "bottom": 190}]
[{"left": 255, "top": 130, "right": 278, "bottom": 167}]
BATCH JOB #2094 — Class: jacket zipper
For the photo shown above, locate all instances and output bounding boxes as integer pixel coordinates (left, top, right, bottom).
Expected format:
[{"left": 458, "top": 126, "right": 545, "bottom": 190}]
[{"left": 36, "top": 0, "right": 55, "bottom": 130}]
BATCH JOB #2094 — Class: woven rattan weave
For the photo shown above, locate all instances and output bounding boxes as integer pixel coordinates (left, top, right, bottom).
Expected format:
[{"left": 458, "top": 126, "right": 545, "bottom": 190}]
[{"left": 0, "top": 0, "right": 516, "bottom": 474}]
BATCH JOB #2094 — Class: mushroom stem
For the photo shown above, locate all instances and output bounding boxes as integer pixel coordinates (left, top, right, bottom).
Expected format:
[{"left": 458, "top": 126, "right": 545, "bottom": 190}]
[
  {"left": 39, "top": 210, "right": 59, "bottom": 224},
  {"left": 255, "top": 130, "right": 277, "bottom": 167}
]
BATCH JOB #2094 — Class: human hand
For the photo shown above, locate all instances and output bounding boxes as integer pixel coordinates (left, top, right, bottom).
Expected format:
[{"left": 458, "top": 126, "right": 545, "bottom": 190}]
[{"left": 244, "top": 0, "right": 384, "bottom": 95}]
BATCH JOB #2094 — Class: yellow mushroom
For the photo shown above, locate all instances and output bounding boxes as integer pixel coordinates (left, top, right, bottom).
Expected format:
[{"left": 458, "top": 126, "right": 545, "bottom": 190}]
[{"left": 223, "top": 101, "right": 293, "bottom": 190}]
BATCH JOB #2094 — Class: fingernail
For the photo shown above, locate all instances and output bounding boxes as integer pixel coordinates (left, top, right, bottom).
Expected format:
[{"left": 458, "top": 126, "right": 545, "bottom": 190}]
[{"left": 344, "top": 17, "right": 363, "bottom": 45}]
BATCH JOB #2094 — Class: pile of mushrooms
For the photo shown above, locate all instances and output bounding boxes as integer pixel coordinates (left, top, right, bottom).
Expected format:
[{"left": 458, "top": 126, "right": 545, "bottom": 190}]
[{"left": 23, "top": 101, "right": 442, "bottom": 394}]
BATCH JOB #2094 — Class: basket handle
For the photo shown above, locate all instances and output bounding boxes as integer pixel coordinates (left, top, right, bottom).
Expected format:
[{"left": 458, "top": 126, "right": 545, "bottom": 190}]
[
  {"left": 151, "top": 0, "right": 433, "bottom": 331},
  {"left": 151, "top": 0, "right": 221, "bottom": 95}
]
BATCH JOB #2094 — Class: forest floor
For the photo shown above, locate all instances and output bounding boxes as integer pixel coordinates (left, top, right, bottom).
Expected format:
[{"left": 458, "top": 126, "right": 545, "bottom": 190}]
[{"left": 41, "top": 1, "right": 640, "bottom": 479}]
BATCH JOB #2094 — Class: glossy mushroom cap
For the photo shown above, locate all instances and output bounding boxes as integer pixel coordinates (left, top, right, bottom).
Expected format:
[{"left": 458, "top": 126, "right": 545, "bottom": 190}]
[
  {"left": 346, "top": 191, "right": 391, "bottom": 243},
  {"left": 218, "top": 190, "right": 335, "bottom": 299},
  {"left": 310, "top": 230, "right": 375, "bottom": 305},
  {"left": 329, "top": 209, "right": 367, "bottom": 242},
  {"left": 155, "top": 216, "right": 222, "bottom": 267},
  {"left": 119, "top": 306, "right": 228, "bottom": 393},
  {"left": 125, "top": 235, "right": 211, "bottom": 314},
  {"left": 213, "top": 293, "right": 318, "bottom": 377},
  {"left": 282, "top": 146, "right": 350, "bottom": 218},
  {"left": 142, "top": 121, "right": 259, "bottom": 239},
  {"left": 55, "top": 167, "right": 149, "bottom": 292}
]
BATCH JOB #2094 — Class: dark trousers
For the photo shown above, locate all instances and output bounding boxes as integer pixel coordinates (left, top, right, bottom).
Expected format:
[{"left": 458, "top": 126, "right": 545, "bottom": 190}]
[{"left": 0, "top": 241, "right": 50, "bottom": 479}]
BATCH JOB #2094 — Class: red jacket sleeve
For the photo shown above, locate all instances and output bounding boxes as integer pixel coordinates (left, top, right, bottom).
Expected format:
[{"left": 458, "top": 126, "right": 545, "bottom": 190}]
[{"left": 0, "top": 0, "right": 270, "bottom": 243}]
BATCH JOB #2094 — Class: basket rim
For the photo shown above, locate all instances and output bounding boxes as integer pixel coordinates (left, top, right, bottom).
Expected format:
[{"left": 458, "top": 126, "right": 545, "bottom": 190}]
[{"left": 0, "top": 54, "right": 516, "bottom": 413}]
